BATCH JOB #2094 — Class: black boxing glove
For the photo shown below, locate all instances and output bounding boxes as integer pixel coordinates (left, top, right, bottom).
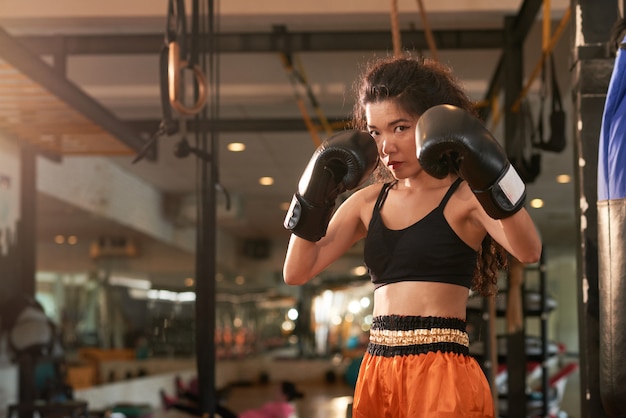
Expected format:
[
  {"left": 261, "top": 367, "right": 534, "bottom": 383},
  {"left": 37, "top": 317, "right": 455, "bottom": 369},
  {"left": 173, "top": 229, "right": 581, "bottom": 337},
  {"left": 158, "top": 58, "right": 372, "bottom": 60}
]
[
  {"left": 284, "top": 130, "right": 379, "bottom": 241},
  {"left": 416, "top": 104, "right": 526, "bottom": 219}
]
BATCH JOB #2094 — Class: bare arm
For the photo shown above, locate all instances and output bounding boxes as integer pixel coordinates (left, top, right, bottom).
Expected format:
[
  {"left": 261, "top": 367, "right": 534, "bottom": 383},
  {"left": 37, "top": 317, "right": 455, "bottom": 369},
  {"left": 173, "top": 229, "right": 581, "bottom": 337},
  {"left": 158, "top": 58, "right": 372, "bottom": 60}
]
[
  {"left": 478, "top": 206, "right": 542, "bottom": 264},
  {"left": 283, "top": 187, "right": 372, "bottom": 285}
]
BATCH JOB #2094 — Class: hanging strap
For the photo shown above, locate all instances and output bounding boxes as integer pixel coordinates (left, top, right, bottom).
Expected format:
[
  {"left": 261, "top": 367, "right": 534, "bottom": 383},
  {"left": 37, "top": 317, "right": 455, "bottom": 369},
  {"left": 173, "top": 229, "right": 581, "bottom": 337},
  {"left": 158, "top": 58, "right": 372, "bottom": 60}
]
[
  {"left": 166, "top": 0, "right": 187, "bottom": 58},
  {"left": 532, "top": 53, "right": 566, "bottom": 153},
  {"left": 508, "top": 99, "right": 541, "bottom": 183},
  {"left": 544, "top": 52, "right": 567, "bottom": 152},
  {"left": 534, "top": 56, "right": 548, "bottom": 148},
  {"left": 550, "top": 52, "right": 563, "bottom": 115}
]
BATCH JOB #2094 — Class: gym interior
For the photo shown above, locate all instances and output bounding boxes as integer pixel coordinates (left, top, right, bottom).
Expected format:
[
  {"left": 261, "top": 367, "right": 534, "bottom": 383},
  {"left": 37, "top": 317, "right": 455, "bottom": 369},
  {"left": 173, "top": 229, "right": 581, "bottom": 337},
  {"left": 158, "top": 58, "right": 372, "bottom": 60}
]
[{"left": 0, "top": 1, "right": 623, "bottom": 417}]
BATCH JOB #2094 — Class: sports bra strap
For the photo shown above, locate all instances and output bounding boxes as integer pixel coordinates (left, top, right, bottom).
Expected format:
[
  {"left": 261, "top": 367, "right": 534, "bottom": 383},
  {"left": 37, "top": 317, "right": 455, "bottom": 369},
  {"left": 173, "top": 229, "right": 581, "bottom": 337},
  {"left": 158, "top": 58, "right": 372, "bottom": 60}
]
[
  {"left": 374, "top": 181, "right": 397, "bottom": 212},
  {"left": 439, "top": 177, "right": 464, "bottom": 209},
  {"left": 374, "top": 178, "right": 461, "bottom": 215}
]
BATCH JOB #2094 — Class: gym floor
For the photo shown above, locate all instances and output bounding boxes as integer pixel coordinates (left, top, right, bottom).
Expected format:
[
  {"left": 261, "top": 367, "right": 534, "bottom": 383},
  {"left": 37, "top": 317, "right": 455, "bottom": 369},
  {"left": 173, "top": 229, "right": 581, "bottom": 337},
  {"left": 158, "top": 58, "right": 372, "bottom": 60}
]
[
  {"left": 155, "top": 371, "right": 581, "bottom": 418},
  {"left": 157, "top": 379, "right": 355, "bottom": 418}
]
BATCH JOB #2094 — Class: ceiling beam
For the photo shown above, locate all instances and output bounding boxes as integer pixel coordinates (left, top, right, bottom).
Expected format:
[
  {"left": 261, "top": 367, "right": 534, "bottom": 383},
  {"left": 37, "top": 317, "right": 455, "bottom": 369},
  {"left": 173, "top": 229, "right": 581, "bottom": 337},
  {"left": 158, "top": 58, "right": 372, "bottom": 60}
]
[
  {"left": 126, "top": 117, "right": 350, "bottom": 134},
  {"left": 16, "top": 28, "right": 504, "bottom": 55},
  {"left": 0, "top": 26, "right": 146, "bottom": 155}
]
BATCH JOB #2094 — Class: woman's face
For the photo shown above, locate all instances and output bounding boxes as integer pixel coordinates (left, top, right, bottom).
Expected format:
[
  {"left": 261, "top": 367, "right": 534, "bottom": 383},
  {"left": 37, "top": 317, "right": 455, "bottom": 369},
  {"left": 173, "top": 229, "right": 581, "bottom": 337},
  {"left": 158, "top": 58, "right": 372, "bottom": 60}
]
[{"left": 365, "top": 100, "right": 420, "bottom": 179}]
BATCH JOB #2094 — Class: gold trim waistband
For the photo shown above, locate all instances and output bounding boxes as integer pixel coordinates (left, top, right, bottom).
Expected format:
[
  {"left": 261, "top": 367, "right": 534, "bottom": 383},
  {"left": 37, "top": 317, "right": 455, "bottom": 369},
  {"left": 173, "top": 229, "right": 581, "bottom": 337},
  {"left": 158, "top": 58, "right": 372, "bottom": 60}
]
[{"left": 369, "top": 327, "right": 469, "bottom": 347}]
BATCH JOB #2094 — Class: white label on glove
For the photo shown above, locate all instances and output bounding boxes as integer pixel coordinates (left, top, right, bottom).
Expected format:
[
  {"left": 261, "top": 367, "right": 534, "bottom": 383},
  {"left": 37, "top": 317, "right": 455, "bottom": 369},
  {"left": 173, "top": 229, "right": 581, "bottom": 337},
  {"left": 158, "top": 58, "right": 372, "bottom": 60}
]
[{"left": 498, "top": 165, "right": 525, "bottom": 205}]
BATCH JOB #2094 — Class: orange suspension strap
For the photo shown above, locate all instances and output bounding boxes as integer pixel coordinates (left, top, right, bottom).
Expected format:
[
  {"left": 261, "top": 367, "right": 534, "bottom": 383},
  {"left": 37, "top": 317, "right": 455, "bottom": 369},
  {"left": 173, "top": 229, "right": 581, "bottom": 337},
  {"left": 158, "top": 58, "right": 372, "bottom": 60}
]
[
  {"left": 415, "top": 0, "right": 439, "bottom": 61},
  {"left": 390, "top": 0, "right": 403, "bottom": 56}
]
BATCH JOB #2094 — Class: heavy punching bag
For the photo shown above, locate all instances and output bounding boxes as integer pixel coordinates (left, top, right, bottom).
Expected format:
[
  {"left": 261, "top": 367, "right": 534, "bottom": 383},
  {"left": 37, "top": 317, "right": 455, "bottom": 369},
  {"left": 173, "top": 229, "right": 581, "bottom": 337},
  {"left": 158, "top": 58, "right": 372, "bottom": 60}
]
[{"left": 598, "top": 36, "right": 626, "bottom": 418}]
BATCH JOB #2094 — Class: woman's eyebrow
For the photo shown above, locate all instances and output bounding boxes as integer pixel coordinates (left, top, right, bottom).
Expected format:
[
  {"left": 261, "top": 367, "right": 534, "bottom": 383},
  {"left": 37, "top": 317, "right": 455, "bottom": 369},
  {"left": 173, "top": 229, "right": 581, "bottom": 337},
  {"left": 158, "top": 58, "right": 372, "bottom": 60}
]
[{"left": 368, "top": 118, "right": 411, "bottom": 129}]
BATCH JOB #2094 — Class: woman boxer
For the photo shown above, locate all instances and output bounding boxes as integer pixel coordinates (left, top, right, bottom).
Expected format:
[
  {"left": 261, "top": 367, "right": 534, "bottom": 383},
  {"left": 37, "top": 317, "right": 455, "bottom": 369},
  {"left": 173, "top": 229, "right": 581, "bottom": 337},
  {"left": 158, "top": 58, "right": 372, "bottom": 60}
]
[{"left": 283, "top": 55, "right": 542, "bottom": 417}]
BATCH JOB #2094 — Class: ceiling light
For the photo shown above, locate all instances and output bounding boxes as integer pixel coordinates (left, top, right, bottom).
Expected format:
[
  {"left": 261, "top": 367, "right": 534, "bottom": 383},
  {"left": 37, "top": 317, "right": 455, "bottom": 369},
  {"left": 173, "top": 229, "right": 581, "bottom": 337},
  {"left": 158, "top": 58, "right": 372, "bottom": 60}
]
[
  {"left": 147, "top": 289, "right": 195, "bottom": 302},
  {"left": 184, "top": 277, "right": 194, "bottom": 287},
  {"left": 259, "top": 176, "right": 274, "bottom": 186},
  {"left": 279, "top": 201, "right": 291, "bottom": 211},
  {"left": 177, "top": 292, "right": 196, "bottom": 302},
  {"left": 281, "top": 320, "right": 295, "bottom": 332},
  {"left": 350, "top": 265, "right": 368, "bottom": 276},
  {"left": 227, "top": 142, "right": 245, "bottom": 152},
  {"left": 54, "top": 235, "right": 65, "bottom": 244},
  {"left": 556, "top": 174, "right": 571, "bottom": 184},
  {"left": 287, "top": 308, "right": 299, "bottom": 320},
  {"left": 67, "top": 235, "right": 78, "bottom": 245},
  {"left": 530, "top": 198, "right": 544, "bottom": 209},
  {"left": 128, "top": 288, "right": 149, "bottom": 300},
  {"left": 348, "top": 300, "right": 362, "bottom": 314},
  {"left": 110, "top": 275, "right": 151, "bottom": 290}
]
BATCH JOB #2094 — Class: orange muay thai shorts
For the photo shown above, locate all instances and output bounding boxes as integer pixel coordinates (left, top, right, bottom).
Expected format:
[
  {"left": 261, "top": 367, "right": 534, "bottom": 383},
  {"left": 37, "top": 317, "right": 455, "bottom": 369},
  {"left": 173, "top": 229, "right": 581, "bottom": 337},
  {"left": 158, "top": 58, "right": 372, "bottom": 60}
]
[{"left": 352, "top": 315, "right": 494, "bottom": 418}]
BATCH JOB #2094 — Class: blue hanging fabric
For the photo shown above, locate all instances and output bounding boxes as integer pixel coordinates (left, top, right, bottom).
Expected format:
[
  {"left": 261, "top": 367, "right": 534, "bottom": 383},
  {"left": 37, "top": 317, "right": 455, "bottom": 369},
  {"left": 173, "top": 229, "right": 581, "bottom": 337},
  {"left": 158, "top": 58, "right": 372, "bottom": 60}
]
[
  {"left": 598, "top": 39, "right": 626, "bottom": 201},
  {"left": 598, "top": 35, "right": 626, "bottom": 417}
]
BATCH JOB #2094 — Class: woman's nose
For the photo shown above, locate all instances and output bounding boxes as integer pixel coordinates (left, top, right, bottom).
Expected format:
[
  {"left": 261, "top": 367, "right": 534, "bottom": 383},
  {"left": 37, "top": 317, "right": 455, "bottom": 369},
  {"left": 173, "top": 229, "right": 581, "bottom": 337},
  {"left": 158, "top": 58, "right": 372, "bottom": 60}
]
[{"left": 380, "top": 135, "right": 394, "bottom": 155}]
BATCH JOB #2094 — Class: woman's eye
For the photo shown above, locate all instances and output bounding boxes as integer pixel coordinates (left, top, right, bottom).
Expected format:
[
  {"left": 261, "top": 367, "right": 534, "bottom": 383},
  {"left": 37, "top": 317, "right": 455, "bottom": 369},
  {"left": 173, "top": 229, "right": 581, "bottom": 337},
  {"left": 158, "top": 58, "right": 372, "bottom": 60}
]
[{"left": 395, "top": 126, "right": 407, "bottom": 133}]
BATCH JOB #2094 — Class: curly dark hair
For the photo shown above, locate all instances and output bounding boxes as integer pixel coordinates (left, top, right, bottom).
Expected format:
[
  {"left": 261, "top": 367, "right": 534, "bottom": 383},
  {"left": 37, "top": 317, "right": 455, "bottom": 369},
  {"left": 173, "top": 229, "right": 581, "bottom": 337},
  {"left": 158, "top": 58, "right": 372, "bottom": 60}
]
[{"left": 352, "top": 54, "right": 508, "bottom": 296}]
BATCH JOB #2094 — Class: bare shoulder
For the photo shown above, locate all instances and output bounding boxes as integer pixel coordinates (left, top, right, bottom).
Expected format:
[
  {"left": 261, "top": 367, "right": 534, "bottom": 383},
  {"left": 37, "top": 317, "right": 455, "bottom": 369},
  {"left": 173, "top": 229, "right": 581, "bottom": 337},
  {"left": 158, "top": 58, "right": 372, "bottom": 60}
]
[
  {"left": 350, "top": 182, "right": 385, "bottom": 200},
  {"left": 346, "top": 182, "right": 385, "bottom": 208},
  {"left": 341, "top": 183, "right": 386, "bottom": 226}
]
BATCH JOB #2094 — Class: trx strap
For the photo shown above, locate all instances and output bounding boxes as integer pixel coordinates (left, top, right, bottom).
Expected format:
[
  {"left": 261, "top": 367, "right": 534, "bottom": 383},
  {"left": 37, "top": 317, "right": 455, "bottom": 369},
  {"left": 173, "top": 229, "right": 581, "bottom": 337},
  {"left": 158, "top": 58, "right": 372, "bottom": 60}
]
[
  {"left": 277, "top": 26, "right": 335, "bottom": 147},
  {"left": 280, "top": 51, "right": 324, "bottom": 147},
  {"left": 509, "top": 7, "right": 571, "bottom": 115},
  {"left": 509, "top": 99, "right": 541, "bottom": 183},
  {"left": 534, "top": 53, "right": 566, "bottom": 153}
]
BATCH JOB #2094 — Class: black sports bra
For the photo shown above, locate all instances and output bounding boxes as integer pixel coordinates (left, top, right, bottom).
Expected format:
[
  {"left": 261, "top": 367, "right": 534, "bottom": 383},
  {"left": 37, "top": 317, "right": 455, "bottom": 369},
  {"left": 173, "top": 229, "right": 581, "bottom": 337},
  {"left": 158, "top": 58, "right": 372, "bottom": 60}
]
[{"left": 364, "top": 178, "right": 478, "bottom": 290}]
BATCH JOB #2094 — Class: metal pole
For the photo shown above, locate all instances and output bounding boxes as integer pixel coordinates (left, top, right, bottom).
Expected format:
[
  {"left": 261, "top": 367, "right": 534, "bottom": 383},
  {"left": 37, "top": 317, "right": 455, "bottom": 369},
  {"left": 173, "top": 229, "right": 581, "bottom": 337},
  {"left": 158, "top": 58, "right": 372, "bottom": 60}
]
[{"left": 194, "top": 0, "right": 218, "bottom": 415}]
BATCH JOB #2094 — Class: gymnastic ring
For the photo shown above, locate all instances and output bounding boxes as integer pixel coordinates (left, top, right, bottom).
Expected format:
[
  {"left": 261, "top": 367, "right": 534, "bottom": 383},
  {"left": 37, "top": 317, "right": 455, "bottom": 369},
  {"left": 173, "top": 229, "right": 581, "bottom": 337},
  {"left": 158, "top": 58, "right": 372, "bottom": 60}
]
[
  {"left": 171, "top": 62, "right": 207, "bottom": 116},
  {"left": 168, "top": 41, "right": 181, "bottom": 104},
  {"left": 168, "top": 41, "right": 207, "bottom": 116}
]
